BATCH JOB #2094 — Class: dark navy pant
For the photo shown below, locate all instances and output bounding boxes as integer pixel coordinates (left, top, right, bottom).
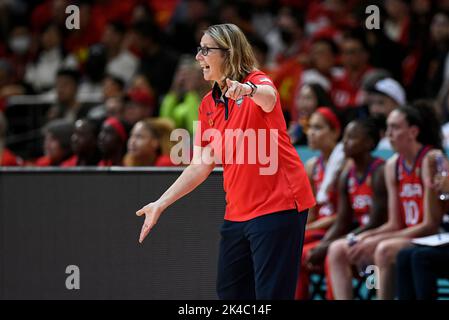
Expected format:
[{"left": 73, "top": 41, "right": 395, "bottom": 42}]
[
  {"left": 216, "top": 209, "right": 308, "bottom": 300},
  {"left": 397, "top": 246, "right": 449, "bottom": 300}
]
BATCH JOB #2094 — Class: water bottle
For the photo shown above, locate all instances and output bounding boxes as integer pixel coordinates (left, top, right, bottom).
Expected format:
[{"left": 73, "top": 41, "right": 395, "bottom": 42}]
[{"left": 436, "top": 154, "right": 449, "bottom": 201}]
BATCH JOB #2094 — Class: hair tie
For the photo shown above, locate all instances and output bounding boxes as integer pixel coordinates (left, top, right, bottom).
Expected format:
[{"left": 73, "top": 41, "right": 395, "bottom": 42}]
[
  {"left": 315, "top": 107, "right": 341, "bottom": 132},
  {"left": 105, "top": 117, "right": 128, "bottom": 142}
]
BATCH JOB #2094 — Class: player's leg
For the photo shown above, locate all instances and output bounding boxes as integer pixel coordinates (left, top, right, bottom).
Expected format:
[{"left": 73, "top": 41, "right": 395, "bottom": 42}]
[
  {"left": 327, "top": 238, "right": 354, "bottom": 299},
  {"left": 374, "top": 238, "right": 412, "bottom": 299},
  {"left": 295, "top": 240, "right": 321, "bottom": 300}
]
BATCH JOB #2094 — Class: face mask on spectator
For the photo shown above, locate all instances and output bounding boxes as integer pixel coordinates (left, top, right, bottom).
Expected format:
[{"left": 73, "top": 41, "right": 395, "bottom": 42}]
[
  {"left": 280, "top": 28, "right": 294, "bottom": 44},
  {"left": 9, "top": 35, "right": 30, "bottom": 55}
]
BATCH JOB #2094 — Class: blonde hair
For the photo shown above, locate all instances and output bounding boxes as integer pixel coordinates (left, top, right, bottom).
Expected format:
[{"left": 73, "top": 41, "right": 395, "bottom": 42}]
[
  {"left": 205, "top": 24, "right": 258, "bottom": 84},
  {"left": 146, "top": 117, "right": 176, "bottom": 156}
]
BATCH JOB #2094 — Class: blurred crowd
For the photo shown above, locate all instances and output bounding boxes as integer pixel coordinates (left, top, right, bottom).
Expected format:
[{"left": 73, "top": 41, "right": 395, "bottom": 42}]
[
  {"left": 0, "top": 0, "right": 448, "bottom": 167},
  {"left": 0, "top": 0, "right": 449, "bottom": 300}
]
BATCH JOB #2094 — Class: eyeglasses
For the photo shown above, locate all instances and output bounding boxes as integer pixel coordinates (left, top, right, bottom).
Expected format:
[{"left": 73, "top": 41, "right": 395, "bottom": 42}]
[{"left": 197, "top": 46, "right": 227, "bottom": 56}]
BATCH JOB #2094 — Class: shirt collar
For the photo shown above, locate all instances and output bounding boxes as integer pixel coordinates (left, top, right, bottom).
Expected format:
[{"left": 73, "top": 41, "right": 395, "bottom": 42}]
[{"left": 212, "top": 82, "right": 229, "bottom": 120}]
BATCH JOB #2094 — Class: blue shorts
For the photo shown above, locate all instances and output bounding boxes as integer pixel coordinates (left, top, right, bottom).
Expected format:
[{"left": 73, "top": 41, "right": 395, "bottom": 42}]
[{"left": 216, "top": 208, "right": 308, "bottom": 300}]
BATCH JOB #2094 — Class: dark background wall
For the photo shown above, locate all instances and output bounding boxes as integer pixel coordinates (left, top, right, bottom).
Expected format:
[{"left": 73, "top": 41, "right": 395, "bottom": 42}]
[{"left": 0, "top": 168, "right": 225, "bottom": 299}]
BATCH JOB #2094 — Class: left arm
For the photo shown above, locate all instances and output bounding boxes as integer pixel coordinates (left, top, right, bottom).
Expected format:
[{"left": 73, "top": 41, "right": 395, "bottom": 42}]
[{"left": 225, "top": 78, "right": 277, "bottom": 113}]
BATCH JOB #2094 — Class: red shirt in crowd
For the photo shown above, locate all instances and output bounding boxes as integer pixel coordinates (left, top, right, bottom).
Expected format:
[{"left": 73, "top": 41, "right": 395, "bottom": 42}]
[
  {"left": 61, "top": 155, "right": 78, "bottom": 167},
  {"left": 330, "top": 66, "right": 374, "bottom": 109},
  {"left": 396, "top": 146, "right": 432, "bottom": 228},
  {"left": 0, "top": 148, "right": 22, "bottom": 166},
  {"left": 155, "top": 154, "right": 176, "bottom": 166},
  {"left": 34, "top": 155, "right": 52, "bottom": 167},
  {"left": 194, "top": 70, "right": 315, "bottom": 222},
  {"left": 98, "top": 159, "right": 115, "bottom": 167},
  {"left": 270, "top": 57, "right": 304, "bottom": 116}
]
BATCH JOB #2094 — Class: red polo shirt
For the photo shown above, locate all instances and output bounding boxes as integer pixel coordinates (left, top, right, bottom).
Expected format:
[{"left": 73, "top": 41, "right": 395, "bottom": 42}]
[{"left": 194, "top": 70, "right": 315, "bottom": 221}]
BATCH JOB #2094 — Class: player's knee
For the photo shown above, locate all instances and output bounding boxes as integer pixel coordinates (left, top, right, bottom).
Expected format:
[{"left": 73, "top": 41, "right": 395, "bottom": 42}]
[
  {"left": 374, "top": 241, "right": 392, "bottom": 267},
  {"left": 328, "top": 239, "right": 347, "bottom": 264}
]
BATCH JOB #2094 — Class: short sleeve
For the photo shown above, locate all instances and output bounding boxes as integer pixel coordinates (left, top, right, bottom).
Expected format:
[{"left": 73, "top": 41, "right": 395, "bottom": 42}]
[{"left": 250, "top": 72, "right": 277, "bottom": 91}]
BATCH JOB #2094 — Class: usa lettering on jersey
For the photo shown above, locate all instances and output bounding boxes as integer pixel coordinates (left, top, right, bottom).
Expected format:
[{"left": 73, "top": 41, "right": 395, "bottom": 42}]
[{"left": 352, "top": 194, "right": 372, "bottom": 210}]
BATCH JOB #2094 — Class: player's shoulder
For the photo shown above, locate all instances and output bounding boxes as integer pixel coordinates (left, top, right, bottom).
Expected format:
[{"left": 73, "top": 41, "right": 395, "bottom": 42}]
[
  {"left": 306, "top": 156, "right": 319, "bottom": 170},
  {"left": 422, "top": 148, "right": 442, "bottom": 162},
  {"left": 386, "top": 153, "right": 399, "bottom": 166},
  {"left": 385, "top": 153, "right": 399, "bottom": 174}
]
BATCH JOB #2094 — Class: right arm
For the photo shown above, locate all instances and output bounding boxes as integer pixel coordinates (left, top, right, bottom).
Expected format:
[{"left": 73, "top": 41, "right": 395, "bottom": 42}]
[
  {"left": 136, "top": 145, "right": 216, "bottom": 243},
  {"left": 304, "top": 157, "right": 318, "bottom": 224}
]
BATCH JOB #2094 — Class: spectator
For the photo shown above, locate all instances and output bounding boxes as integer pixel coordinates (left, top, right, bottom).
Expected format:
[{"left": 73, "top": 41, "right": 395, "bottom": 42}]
[
  {"left": 331, "top": 29, "right": 376, "bottom": 110},
  {"left": 150, "top": 118, "right": 176, "bottom": 164},
  {"left": 288, "top": 83, "right": 334, "bottom": 145},
  {"left": 87, "top": 74, "right": 126, "bottom": 120},
  {"left": 217, "top": 1, "right": 254, "bottom": 37},
  {"left": 132, "top": 19, "right": 179, "bottom": 104},
  {"left": 159, "top": 55, "right": 208, "bottom": 136},
  {"left": 4, "top": 23, "right": 33, "bottom": 88},
  {"left": 0, "top": 59, "right": 14, "bottom": 110},
  {"left": 248, "top": 0, "right": 277, "bottom": 42},
  {"left": 407, "top": 11, "right": 449, "bottom": 101},
  {"left": 97, "top": 116, "right": 129, "bottom": 166},
  {"left": 35, "top": 119, "right": 73, "bottom": 166},
  {"left": 366, "top": 77, "right": 407, "bottom": 150},
  {"left": 31, "top": 0, "right": 70, "bottom": 32},
  {"left": 24, "top": 23, "right": 76, "bottom": 93},
  {"left": 301, "top": 37, "right": 340, "bottom": 92},
  {"left": 328, "top": 101, "right": 444, "bottom": 299},
  {"left": 265, "top": 6, "right": 305, "bottom": 67},
  {"left": 247, "top": 35, "right": 269, "bottom": 72},
  {"left": 168, "top": 0, "right": 209, "bottom": 54},
  {"left": 124, "top": 118, "right": 176, "bottom": 167},
  {"left": 101, "top": 21, "right": 138, "bottom": 83},
  {"left": 63, "top": 0, "right": 105, "bottom": 55},
  {"left": 362, "top": 28, "right": 406, "bottom": 82},
  {"left": 47, "top": 68, "right": 89, "bottom": 123},
  {"left": 383, "top": 0, "right": 411, "bottom": 48},
  {"left": 61, "top": 118, "right": 102, "bottom": 166},
  {"left": 123, "top": 87, "right": 156, "bottom": 126},
  {"left": 0, "top": 112, "right": 22, "bottom": 166}
]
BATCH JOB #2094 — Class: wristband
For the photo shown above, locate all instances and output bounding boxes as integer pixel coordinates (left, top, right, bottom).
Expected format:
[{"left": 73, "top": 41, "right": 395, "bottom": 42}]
[{"left": 245, "top": 81, "right": 257, "bottom": 97}]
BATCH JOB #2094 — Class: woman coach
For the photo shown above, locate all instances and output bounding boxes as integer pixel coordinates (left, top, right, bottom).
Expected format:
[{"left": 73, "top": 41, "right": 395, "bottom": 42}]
[{"left": 136, "top": 24, "right": 315, "bottom": 300}]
